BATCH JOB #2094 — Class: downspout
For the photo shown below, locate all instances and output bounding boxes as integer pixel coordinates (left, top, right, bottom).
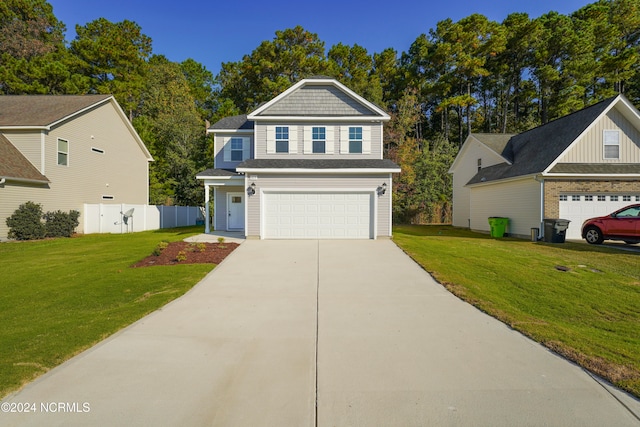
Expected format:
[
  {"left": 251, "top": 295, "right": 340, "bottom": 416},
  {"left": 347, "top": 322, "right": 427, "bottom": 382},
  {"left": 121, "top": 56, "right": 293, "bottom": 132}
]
[{"left": 534, "top": 175, "right": 544, "bottom": 240}]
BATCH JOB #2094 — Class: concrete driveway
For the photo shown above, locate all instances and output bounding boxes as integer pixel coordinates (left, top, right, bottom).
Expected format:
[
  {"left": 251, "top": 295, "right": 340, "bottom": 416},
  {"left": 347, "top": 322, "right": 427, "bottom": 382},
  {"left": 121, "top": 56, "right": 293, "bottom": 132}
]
[{"left": 2, "top": 240, "right": 639, "bottom": 426}]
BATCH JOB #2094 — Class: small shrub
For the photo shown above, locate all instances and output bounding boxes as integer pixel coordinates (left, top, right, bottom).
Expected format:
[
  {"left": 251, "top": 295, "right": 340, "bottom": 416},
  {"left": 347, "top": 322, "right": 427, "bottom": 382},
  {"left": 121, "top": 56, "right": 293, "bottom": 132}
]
[
  {"left": 43, "top": 210, "right": 80, "bottom": 238},
  {"left": 6, "top": 202, "right": 45, "bottom": 240},
  {"left": 175, "top": 250, "right": 187, "bottom": 262},
  {"left": 197, "top": 243, "right": 207, "bottom": 252},
  {"left": 217, "top": 237, "right": 225, "bottom": 244},
  {"left": 152, "top": 241, "right": 170, "bottom": 256}
]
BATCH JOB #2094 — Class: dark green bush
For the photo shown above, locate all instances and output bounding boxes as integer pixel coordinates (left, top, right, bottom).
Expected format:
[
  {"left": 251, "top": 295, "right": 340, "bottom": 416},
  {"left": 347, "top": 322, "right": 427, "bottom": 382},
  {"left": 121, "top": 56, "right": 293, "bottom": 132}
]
[
  {"left": 43, "top": 210, "right": 80, "bottom": 238},
  {"left": 6, "top": 201, "right": 45, "bottom": 240}
]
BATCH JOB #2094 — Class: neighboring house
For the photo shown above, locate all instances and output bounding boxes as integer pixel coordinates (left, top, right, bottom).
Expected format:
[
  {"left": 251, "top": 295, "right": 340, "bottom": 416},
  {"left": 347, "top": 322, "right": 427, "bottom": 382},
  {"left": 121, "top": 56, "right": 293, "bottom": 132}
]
[
  {"left": 197, "top": 77, "right": 400, "bottom": 239},
  {"left": 0, "top": 95, "right": 153, "bottom": 239},
  {"left": 449, "top": 94, "right": 640, "bottom": 240}
]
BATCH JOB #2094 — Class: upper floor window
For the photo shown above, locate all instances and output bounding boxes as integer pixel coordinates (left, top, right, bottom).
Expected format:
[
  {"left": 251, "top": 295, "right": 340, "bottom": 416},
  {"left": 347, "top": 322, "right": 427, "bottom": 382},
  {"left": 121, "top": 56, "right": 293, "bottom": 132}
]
[
  {"left": 275, "top": 126, "right": 289, "bottom": 153},
  {"left": 312, "top": 127, "right": 326, "bottom": 154},
  {"left": 223, "top": 136, "right": 250, "bottom": 162},
  {"left": 349, "top": 127, "right": 363, "bottom": 153},
  {"left": 477, "top": 158, "right": 482, "bottom": 172},
  {"left": 230, "top": 138, "right": 244, "bottom": 161},
  {"left": 603, "top": 130, "right": 620, "bottom": 159},
  {"left": 57, "top": 138, "right": 68, "bottom": 166}
]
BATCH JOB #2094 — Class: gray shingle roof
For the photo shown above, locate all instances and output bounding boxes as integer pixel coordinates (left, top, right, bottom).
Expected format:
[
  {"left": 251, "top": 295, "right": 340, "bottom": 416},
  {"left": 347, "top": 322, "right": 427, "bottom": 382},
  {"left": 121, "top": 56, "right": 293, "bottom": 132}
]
[
  {"left": 0, "top": 134, "right": 49, "bottom": 183},
  {"left": 209, "top": 114, "right": 254, "bottom": 130},
  {"left": 237, "top": 159, "right": 400, "bottom": 170},
  {"left": 0, "top": 95, "right": 112, "bottom": 127},
  {"left": 472, "top": 133, "right": 515, "bottom": 156},
  {"left": 196, "top": 168, "right": 243, "bottom": 178},
  {"left": 468, "top": 96, "right": 618, "bottom": 185}
]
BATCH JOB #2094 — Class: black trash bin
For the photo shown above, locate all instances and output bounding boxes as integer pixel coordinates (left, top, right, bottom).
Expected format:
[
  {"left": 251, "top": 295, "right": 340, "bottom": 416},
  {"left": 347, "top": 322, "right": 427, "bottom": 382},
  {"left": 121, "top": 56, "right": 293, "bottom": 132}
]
[{"left": 543, "top": 219, "right": 571, "bottom": 243}]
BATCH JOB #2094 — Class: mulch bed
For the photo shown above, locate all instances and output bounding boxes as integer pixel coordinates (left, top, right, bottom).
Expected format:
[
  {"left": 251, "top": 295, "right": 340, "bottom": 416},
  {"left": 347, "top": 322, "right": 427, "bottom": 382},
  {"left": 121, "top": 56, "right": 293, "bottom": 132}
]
[{"left": 132, "top": 241, "right": 239, "bottom": 267}]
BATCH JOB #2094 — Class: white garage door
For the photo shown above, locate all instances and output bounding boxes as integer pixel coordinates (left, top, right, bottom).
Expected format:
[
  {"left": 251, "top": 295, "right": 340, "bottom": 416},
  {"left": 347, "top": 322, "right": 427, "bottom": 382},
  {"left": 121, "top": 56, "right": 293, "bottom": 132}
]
[
  {"left": 264, "top": 192, "right": 373, "bottom": 239},
  {"left": 559, "top": 194, "right": 640, "bottom": 239}
]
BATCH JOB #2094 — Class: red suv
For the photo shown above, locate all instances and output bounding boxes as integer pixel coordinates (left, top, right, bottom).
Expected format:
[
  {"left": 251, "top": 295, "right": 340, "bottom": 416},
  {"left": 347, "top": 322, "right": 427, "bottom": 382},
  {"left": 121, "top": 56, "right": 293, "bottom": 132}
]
[{"left": 582, "top": 204, "right": 640, "bottom": 245}]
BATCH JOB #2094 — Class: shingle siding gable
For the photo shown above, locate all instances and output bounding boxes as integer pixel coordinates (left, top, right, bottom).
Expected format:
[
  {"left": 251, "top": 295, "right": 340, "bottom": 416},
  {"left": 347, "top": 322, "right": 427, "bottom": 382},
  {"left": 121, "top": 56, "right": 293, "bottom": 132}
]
[{"left": 257, "top": 85, "right": 377, "bottom": 116}]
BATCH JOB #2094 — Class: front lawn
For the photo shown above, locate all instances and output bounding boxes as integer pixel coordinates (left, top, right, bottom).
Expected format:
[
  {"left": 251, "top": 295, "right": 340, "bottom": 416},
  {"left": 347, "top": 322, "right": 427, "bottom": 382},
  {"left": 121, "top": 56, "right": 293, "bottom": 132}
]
[
  {"left": 393, "top": 225, "right": 640, "bottom": 397},
  {"left": 0, "top": 227, "right": 214, "bottom": 399}
]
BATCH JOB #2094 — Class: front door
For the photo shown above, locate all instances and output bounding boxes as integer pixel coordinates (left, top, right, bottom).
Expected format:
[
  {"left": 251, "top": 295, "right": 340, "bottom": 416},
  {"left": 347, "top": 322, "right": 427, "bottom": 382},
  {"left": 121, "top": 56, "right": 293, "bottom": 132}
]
[{"left": 227, "top": 192, "right": 245, "bottom": 230}]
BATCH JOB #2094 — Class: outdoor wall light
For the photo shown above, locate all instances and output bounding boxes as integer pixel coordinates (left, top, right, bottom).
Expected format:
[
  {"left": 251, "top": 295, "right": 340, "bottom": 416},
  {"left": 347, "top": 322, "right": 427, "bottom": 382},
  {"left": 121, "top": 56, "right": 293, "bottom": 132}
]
[
  {"left": 377, "top": 182, "right": 387, "bottom": 196},
  {"left": 247, "top": 182, "right": 256, "bottom": 196}
]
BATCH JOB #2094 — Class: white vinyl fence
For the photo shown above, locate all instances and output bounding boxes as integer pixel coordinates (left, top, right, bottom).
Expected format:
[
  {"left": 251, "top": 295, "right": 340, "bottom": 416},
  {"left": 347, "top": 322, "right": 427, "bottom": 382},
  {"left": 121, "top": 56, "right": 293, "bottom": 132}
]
[{"left": 83, "top": 204, "right": 204, "bottom": 234}]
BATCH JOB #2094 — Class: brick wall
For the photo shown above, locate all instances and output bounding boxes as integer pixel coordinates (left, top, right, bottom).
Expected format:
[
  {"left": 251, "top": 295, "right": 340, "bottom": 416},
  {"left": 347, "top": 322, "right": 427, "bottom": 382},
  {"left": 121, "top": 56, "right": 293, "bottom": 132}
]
[{"left": 544, "top": 179, "right": 640, "bottom": 217}]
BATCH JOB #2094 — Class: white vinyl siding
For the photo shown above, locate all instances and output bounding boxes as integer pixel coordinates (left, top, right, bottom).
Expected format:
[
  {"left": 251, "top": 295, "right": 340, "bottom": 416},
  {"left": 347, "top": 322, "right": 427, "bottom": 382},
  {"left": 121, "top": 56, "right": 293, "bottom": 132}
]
[
  {"left": 469, "top": 178, "right": 541, "bottom": 238},
  {"left": 223, "top": 136, "right": 251, "bottom": 162},
  {"left": 558, "top": 108, "right": 640, "bottom": 163},
  {"left": 450, "top": 136, "right": 510, "bottom": 228}
]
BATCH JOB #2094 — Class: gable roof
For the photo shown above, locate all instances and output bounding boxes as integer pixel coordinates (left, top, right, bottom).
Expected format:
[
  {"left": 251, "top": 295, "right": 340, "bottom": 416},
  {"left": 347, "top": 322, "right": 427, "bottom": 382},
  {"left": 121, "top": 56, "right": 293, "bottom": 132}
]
[
  {"left": 208, "top": 114, "right": 254, "bottom": 132},
  {"left": 247, "top": 78, "right": 390, "bottom": 121},
  {"left": 0, "top": 134, "right": 49, "bottom": 184},
  {"left": 449, "top": 133, "right": 515, "bottom": 173},
  {"left": 467, "top": 95, "right": 629, "bottom": 185},
  {"left": 0, "top": 95, "right": 153, "bottom": 161},
  {"left": 0, "top": 95, "right": 112, "bottom": 128}
]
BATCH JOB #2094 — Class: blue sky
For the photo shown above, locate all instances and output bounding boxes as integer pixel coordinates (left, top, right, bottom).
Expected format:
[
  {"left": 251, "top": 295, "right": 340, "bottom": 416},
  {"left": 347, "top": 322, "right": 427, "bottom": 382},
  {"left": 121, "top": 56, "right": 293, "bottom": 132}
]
[{"left": 48, "top": 0, "right": 592, "bottom": 76}]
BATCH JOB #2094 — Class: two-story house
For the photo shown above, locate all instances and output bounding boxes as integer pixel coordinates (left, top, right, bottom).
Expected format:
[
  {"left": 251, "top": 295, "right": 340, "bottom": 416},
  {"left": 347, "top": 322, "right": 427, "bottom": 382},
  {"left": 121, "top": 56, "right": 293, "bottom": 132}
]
[
  {"left": 449, "top": 94, "right": 640, "bottom": 240},
  {"left": 197, "top": 77, "right": 400, "bottom": 239},
  {"left": 0, "top": 95, "right": 152, "bottom": 239}
]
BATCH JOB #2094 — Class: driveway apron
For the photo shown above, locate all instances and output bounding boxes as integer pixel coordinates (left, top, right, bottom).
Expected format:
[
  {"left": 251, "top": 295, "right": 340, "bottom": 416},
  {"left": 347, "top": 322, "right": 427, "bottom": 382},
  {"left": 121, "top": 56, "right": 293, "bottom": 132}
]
[{"left": 2, "top": 240, "right": 639, "bottom": 426}]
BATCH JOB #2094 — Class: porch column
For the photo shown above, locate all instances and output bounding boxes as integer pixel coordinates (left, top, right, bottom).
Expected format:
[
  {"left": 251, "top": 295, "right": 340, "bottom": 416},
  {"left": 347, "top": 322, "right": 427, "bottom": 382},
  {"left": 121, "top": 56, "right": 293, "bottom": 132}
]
[{"left": 204, "top": 184, "right": 210, "bottom": 234}]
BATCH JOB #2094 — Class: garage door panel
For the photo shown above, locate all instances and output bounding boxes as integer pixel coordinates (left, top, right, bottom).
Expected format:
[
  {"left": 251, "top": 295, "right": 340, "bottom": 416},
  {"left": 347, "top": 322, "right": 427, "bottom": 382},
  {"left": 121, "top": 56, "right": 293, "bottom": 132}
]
[
  {"left": 559, "top": 194, "right": 640, "bottom": 239},
  {"left": 264, "top": 192, "right": 373, "bottom": 239}
]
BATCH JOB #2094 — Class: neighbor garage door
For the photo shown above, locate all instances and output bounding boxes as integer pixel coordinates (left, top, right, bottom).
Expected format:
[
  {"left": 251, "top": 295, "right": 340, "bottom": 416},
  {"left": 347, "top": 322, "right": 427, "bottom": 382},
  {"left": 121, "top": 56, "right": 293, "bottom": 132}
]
[
  {"left": 264, "top": 192, "right": 373, "bottom": 239},
  {"left": 559, "top": 193, "right": 640, "bottom": 239}
]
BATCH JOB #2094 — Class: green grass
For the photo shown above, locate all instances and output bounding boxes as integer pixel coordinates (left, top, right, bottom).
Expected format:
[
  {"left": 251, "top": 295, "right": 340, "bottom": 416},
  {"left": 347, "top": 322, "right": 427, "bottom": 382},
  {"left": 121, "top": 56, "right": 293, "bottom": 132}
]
[
  {"left": 0, "top": 227, "right": 213, "bottom": 398},
  {"left": 393, "top": 225, "right": 640, "bottom": 397}
]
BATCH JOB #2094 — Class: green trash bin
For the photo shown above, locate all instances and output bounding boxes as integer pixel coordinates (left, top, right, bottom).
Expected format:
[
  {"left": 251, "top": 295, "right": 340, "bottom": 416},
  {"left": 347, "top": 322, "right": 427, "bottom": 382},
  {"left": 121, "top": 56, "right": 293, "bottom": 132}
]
[{"left": 488, "top": 217, "right": 509, "bottom": 238}]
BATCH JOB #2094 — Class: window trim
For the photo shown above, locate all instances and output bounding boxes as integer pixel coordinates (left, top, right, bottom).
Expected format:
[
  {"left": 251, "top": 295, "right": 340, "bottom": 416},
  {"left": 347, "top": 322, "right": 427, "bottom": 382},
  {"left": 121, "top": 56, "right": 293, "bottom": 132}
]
[
  {"left": 603, "top": 130, "right": 620, "bottom": 160},
  {"left": 229, "top": 137, "right": 244, "bottom": 162},
  {"left": 275, "top": 126, "right": 289, "bottom": 153},
  {"left": 348, "top": 126, "right": 363, "bottom": 154},
  {"left": 312, "top": 126, "right": 326, "bottom": 154},
  {"left": 57, "top": 138, "right": 69, "bottom": 166}
]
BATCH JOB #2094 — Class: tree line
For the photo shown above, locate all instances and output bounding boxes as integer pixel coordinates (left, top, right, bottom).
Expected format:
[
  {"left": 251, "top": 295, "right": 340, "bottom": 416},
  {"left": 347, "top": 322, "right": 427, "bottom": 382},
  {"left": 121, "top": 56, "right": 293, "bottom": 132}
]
[{"left": 2, "top": 0, "right": 639, "bottom": 223}]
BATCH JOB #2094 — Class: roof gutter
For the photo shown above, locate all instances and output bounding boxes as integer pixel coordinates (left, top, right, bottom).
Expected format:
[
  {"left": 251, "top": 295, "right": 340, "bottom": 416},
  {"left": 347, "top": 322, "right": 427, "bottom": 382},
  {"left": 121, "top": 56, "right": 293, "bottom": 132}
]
[
  {"left": 0, "top": 176, "right": 49, "bottom": 185},
  {"left": 236, "top": 167, "right": 402, "bottom": 174},
  {"left": 542, "top": 173, "right": 640, "bottom": 179},
  {"left": 466, "top": 173, "right": 538, "bottom": 187}
]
